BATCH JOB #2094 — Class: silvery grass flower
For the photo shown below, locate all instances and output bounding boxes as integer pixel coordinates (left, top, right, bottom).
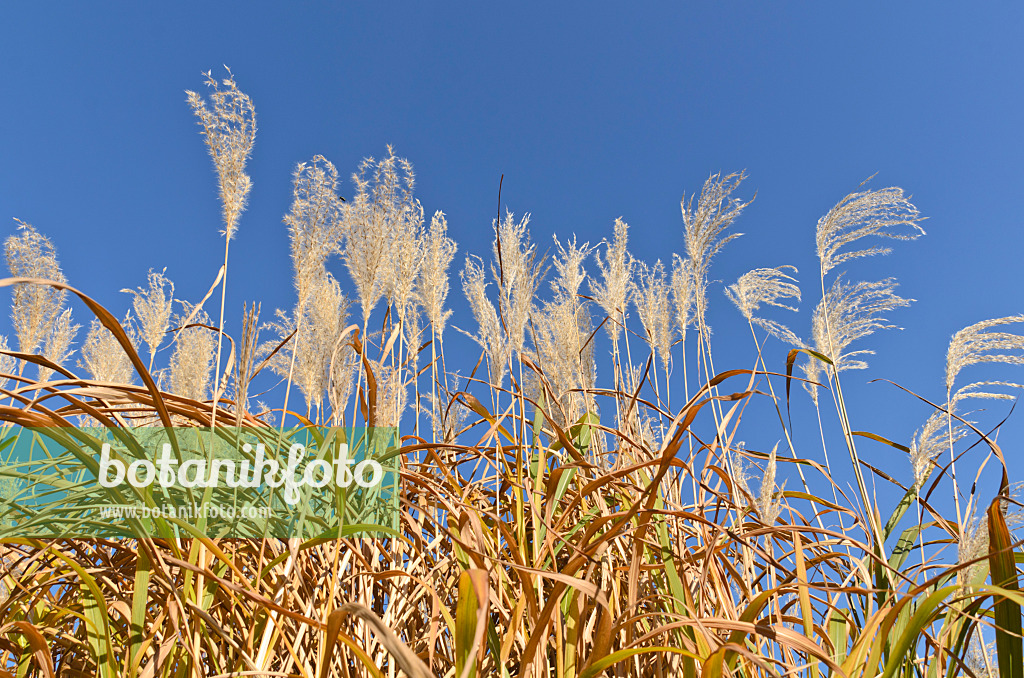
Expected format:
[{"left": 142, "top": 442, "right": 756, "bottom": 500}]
[
  {"left": 4, "top": 220, "right": 68, "bottom": 358},
  {"left": 122, "top": 268, "right": 174, "bottom": 371},
  {"left": 682, "top": 171, "right": 751, "bottom": 332},
  {"left": 186, "top": 68, "right": 256, "bottom": 240},
  {"left": 591, "top": 217, "right": 633, "bottom": 344},
  {"left": 725, "top": 265, "right": 801, "bottom": 346}
]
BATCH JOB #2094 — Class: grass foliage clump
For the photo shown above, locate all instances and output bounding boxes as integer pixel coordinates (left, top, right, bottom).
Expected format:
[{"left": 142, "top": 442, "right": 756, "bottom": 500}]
[{"left": 1, "top": 68, "right": 1023, "bottom": 678}]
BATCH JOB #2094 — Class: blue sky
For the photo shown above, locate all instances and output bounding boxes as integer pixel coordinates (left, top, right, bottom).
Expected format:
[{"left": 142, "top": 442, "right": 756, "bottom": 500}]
[{"left": 2, "top": 4, "right": 1023, "bottom": 505}]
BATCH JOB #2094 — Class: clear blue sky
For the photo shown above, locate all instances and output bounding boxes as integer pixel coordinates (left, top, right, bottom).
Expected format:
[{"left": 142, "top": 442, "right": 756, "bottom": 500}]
[{"left": 2, "top": 5, "right": 1023, "bottom": 503}]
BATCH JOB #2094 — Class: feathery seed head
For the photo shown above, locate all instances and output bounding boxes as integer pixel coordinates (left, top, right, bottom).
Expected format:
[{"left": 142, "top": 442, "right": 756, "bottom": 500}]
[
  {"left": 958, "top": 510, "right": 989, "bottom": 586},
  {"left": 725, "top": 265, "right": 802, "bottom": 345},
  {"left": 755, "top": 443, "right": 786, "bottom": 526},
  {"left": 726, "top": 266, "right": 800, "bottom": 320},
  {"left": 682, "top": 172, "right": 750, "bottom": 330},
  {"left": 38, "top": 307, "right": 79, "bottom": 383},
  {"left": 966, "top": 637, "right": 998, "bottom": 678},
  {"left": 419, "top": 211, "right": 457, "bottom": 338},
  {"left": 551, "top": 235, "right": 593, "bottom": 302},
  {"left": 263, "top": 273, "right": 349, "bottom": 416},
  {"left": 368, "top": 358, "right": 409, "bottom": 429},
  {"left": 122, "top": 268, "right": 174, "bottom": 367},
  {"left": 950, "top": 380, "right": 1024, "bottom": 406},
  {"left": 0, "top": 335, "right": 16, "bottom": 392},
  {"left": 800, "top": 354, "right": 824, "bottom": 406},
  {"left": 812, "top": 276, "right": 911, "bottom": 371},
  {"left": 670, "top": 254, "right": 694, "bottom": 340},
  {"left": 458, "top": 255, "right": 508, "bottom": 386},
  {"left": 186, "top": 68, "right": 256, "bottom": 239},
  {"left": 910, "top": 409, "right": 964, "bottom": 488},
  {"left": 729, "top": 442, "right": 753, "bottom": 506},
  {"left": 386, "top": 197, "right": 424, "bottom": 325},
  {"left": 4, "top": 220, "right": 68, "bottom": 356},
  {"left": 233, "top": 302, "right": 261, "bottom": 423},
  {"left": 80, "top": 315, "right": 136, "bottom": 384},
  {"left": 285, "top": 156, "right": 345, "bottom": 306},
  {"left": 945, "top": 315, "right": 1024, "bottom": 398},
  {"left": 816, "top": 183, "right": 925, "bottom": 277},
  {"left": 529, "top": 296, "right": 597, "bottom": 428},
  {"left": 633, "top": 259, "right": 673, "bottom": 372},
  {"left": 342, "top": 146, "right": 417, "bottom": 325},
  {"left": 591, "top": 217, "right": 633, "bottom": 343},
  {"left": 492, "top": 210, "right": 543, "bottom": 355},
  {"left": 168, "top": 303, "right": 216, "bottom": 402},
  {"left": 328, "top": 338, "right": 359, "bottom": 426}
]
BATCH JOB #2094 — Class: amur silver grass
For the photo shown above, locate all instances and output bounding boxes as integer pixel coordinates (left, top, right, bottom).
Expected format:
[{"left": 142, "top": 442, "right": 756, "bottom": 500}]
[
  {"left": 419, "top": 211, "right": 457, "bottom": 339},
  {"left": 422, "top": 372, "right": 467, "bottom": 443},
  {"left": 958, "top": 511, "right": 987, "bottom": 586},
  {"left": 492, "top": 210, "right": 543, "bottom": 356},
  {"left": 405, "top": 308, "right": 427, "bottom": 373},
  {"left": 757, "top": 443, "right": 786, "bottom": 526},
  {"left": 617, "top": 363, "right": 659, "bottom": 452},
  {"left": 38, "top": 307, "right": 79, "bottom": 383},
  {"left": 233, "top": 302, "right": 260, "bottom": 422},
  {"left": 368, "top": 358, "right": 409, "bottom": 429},
  {"left": 811, "top": 276, "right": 911, "bottom": 372},
  {"left": 548, "top": 235, "right": 597, "bottom": 413},
  {"left": 551, "top": 235, "right": 592, "bottom": 302},
  {"left": 941, "top": 316, "right": 1024, "bottom": 535},
  {"left": 4, "top": 220, "right": 68, "bottom": 357},
  {"left": 80, "top": 315, "right": 136, "bottom": 385},
  {"left": 729, "top": 442, "right": 753, "bottom": 505},
  {"left": 725, "top": 265, "right": 802, "bottom": 345},
  {"left": 591, "top": 217, "right": 633, "bottom": 343},
  {"left": 670, "top": 254, "right": 694, "bottom": 341},
  {"left": 458, "top": 255, "right": 508, "bottom": 387},
  {"left": 530, "top": 296, "right": 597, "bottom": 428},
  {"left": 122, "top": 268, "right": 174, "bottom": 370},
  {"left": 285, "top": 156, "right": 345, "bottom": 307},
  {"left": 185, "top": 68, "right": 256, "bottom": 240},
  {"left": 966, "top": 637, "right": 999, "bottom": 678},
  {"left": 954, "top": 503, "right": 1020, "bottom": 588},
  {"left": 730, "top": 442, "right": 785, "bottom": 525},
  {"left": 910, "top": 409, "right": 965, "bottom": 488},
  {"left": 264, "top": 273, "right": 349, "bottom": 416},
  {"left": 328, "top": 334, "right": 359, "bottom": 424},
  {"left": 816, "top": 183, "right": 925, "bottom": 277},
  {"left": 168, "top": 303, "right": 216, "bottom": 402},
  {"left": 343, "top": 145, "right": 418, "bottom": 326},
  {"left": 386, "top": 196, "right": 424, "bottom": 327},
  {"left": 682, "top": 171, "right": 750, "bottom": 331},
  {"left": 633, "top": 259, "right": 673, "bottom": 371},
  {"left": 800, "top": 353, "right": 824, "bottom": 406},
  {"left": 945, "top": 315, "right": 1024, "bottom": 402},
  {"left": 0, "top": 335, "right": 15, "bottom": 391}
]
